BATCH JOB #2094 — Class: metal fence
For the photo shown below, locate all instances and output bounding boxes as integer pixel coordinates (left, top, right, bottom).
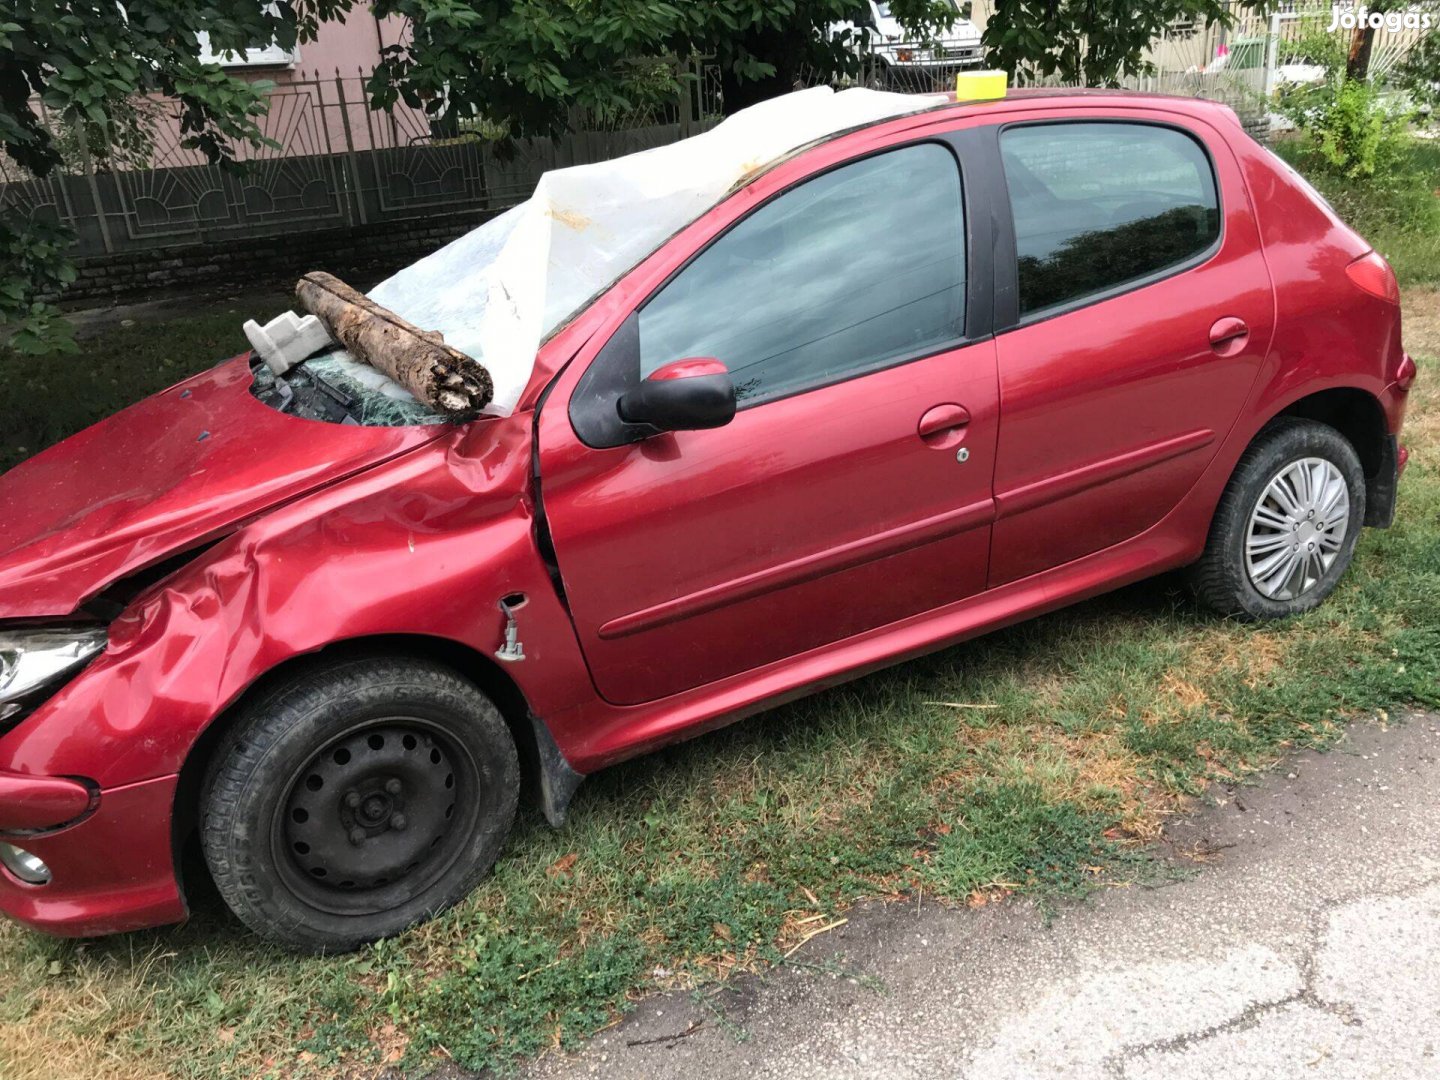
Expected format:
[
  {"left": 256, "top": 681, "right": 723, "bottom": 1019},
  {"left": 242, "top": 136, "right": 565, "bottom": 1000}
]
[
  {"left": 871, "top": 1, "right": 1439, "bottom": 128},
  {"left": 4, "top": 5, "right": 1436, "bottom": 261},
  {"left": 0, "top": 68, "right": 718, "bottom": 258}
]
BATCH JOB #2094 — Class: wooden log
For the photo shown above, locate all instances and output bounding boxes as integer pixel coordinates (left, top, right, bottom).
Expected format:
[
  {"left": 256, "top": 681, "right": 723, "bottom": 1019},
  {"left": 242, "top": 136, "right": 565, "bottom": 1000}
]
[{"left": 295, "top": 271, "right": 493, "bottom": 420}]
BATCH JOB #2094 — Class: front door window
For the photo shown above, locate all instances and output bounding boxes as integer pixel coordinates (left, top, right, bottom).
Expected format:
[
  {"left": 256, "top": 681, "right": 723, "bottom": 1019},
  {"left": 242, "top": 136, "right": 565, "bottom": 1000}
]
[{"left": 639, "top": 143, "right": 967, "bottom": 406}]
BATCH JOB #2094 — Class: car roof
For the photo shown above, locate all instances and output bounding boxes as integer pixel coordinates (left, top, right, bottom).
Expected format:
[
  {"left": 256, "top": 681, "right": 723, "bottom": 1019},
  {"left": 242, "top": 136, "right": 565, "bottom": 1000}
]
[
  {"left": 740, "top": 88, "right": 1238, "bottom": 193},
  {"left": 832, "top": 87, "right": 1241, "bottom": 155},
  {"left": 939, "top": 85, "right": 1240, "bottom": 119}
]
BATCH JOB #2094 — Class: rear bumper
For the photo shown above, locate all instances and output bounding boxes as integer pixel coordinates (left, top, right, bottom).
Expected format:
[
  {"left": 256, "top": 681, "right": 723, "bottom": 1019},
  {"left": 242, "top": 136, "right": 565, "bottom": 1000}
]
[{"left": 0, "top": 773, "right": 186, "bottom": 937}]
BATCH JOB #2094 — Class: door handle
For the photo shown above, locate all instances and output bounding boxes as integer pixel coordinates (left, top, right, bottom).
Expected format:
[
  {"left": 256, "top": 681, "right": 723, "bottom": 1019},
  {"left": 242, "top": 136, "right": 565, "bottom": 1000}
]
[
  {"left": 917, "top": 403, "right": 971, "bottom": 449},
  {"left": 1208, "top": 316, "right": 1250, "bottom": 356}
]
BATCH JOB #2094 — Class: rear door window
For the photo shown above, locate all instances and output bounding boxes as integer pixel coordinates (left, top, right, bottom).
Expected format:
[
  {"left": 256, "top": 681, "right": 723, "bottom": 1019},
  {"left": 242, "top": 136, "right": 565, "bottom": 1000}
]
[{"left": 999, "top": 122, "right": 1221, "bottom": 317}]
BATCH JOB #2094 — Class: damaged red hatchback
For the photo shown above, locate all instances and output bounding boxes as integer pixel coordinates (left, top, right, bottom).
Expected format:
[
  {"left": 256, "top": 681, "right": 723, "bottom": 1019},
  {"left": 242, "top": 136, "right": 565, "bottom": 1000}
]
[{"left": 0, "top": 90, "right": 1413, "bottom": 950}]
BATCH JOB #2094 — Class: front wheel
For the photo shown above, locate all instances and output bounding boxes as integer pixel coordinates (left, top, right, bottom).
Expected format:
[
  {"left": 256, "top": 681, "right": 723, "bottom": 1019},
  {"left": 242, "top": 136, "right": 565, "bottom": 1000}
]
[
  {"left": 200, "top": 656, "right": 519, "bottom": 952},
  {"left": 1190, "top": 417, "right": 1366, "bottom": 620}
]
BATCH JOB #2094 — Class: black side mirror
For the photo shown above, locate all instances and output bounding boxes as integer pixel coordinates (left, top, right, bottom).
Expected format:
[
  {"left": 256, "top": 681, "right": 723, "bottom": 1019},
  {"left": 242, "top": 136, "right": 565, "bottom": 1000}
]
[{"left": 617, "top": 358, "right": 737, "bottom": 434}]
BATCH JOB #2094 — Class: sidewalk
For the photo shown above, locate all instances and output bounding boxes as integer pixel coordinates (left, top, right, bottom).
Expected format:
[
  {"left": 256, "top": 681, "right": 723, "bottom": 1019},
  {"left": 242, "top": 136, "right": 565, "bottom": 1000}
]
[{"left": 523, "top": 713, "right": 1440, "bottom": 1079}]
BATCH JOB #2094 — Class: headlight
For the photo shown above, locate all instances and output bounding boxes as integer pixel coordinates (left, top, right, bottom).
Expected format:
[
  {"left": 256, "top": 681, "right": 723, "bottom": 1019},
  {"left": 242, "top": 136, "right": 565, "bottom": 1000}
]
[{"left": 0, "top": 626, "right": 108, "bottom": 709}]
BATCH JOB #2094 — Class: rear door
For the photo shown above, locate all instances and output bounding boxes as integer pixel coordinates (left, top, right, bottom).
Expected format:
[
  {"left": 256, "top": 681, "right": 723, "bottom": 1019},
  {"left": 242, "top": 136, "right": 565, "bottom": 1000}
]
[
  {"left": 986, "top": 112, "right": 1275, "bottom": 586},
  {"left": 538, "top": 133, "right": 1001, "bottom": 705}
]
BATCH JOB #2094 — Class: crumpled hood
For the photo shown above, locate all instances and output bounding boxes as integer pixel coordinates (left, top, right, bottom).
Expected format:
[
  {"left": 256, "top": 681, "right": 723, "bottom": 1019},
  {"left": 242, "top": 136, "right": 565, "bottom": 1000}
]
[{"left": 0, "top": 356, "right": 446, "bottom": 618}]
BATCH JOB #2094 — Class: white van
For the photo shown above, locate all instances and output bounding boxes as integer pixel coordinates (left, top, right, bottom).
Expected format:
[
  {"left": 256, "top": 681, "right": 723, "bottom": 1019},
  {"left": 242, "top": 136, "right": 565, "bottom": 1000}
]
[{"left": 842, "top": 1, "right": 985, "bottom": 89}]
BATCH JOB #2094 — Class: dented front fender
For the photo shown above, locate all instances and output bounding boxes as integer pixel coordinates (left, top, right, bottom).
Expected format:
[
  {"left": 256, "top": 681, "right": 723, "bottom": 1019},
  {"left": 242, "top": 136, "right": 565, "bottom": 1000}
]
[{"left": 0, "top": 414, "right": 595, "bottom": 790}]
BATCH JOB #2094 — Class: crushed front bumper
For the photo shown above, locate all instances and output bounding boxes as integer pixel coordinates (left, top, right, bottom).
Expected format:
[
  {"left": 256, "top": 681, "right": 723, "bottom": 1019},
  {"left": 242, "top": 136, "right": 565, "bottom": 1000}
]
[{"left": 0, "top": 772, "right": 186, "bottom": 936}]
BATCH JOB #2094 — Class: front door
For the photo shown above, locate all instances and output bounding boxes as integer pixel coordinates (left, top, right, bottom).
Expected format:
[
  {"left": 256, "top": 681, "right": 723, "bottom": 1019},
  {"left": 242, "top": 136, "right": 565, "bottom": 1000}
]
[{"left": 538, "top": 139, "right": 1000, "bottom": 705}]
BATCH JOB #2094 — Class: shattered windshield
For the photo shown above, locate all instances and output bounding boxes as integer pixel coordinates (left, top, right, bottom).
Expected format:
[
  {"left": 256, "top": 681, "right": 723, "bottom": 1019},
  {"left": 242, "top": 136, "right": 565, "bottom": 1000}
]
[{"left": 251, "top": 350, "right": 448, "bottom": 427}]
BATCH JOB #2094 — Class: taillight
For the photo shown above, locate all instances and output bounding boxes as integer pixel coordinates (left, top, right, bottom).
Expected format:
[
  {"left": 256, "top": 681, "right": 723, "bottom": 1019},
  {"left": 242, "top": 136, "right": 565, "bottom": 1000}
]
[{"left": 1346, "top": 250, "right": 1400, "bottom": 304}]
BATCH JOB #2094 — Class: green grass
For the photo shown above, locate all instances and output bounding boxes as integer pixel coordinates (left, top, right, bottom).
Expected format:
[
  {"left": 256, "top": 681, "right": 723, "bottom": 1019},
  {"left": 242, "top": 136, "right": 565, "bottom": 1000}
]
[{"left": 2, "top": 320, "right": 1438, "bottom": 1076}]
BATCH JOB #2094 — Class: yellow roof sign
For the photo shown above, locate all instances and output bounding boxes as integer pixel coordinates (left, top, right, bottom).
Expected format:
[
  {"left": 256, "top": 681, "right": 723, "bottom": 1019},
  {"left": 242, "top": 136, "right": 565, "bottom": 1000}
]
[{"left": 956, "top": 70, "right": 1008, "bottom": 101}]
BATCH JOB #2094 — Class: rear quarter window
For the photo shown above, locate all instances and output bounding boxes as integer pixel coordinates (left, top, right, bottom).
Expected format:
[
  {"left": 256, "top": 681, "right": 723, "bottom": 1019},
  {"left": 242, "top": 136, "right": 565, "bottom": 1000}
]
[{"left": 1000, "top": 122, "right": 1222, "bottom": 317}]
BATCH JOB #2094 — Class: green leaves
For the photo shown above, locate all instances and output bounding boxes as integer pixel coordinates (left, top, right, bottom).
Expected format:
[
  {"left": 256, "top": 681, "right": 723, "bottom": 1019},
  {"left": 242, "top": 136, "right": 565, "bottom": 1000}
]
[
  {"left": 1276, "top": 41, "right": 1416, "bottom": 185},
  {"left": 1397, "top": 26, "right": 1440, "bottom": 111},
  {"left": 365, "top": 0, "right": 957, "bottom": 139},
  {"left": 0, "top": 215, "right": 77, "bottom": 355},
  {"left": 982, "top": 0, "right": 1258, "bottom": 88}
]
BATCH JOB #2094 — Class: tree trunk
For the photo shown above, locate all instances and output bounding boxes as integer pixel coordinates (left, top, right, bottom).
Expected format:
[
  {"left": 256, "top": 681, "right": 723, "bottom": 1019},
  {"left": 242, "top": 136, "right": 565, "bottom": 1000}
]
[
  {"left": 295, "top": 272, "right": 493, "bottom": 421},
  {"left": 1347, "top": 21, "right": 1377, "bottom": 81}
]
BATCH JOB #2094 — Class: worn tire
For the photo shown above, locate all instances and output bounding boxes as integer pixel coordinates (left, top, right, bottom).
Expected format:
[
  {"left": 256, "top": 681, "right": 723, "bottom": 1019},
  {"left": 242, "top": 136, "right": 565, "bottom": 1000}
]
[
  {"left": 1190, "top": 417, "right": 1365, "bottom": 620},
  {"left": 200, "top": 656, "right": 518, "bottom": 952}
]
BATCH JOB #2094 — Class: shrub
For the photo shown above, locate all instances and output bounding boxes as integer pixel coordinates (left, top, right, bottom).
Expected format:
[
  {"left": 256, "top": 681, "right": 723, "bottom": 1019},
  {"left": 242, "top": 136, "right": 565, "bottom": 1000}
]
[
  {"left": 1277, "top": 74, "right": 1412, "bottom": 180},
  {"left": 1265, "top": 29, "right": 1440, "bottom": 269}
]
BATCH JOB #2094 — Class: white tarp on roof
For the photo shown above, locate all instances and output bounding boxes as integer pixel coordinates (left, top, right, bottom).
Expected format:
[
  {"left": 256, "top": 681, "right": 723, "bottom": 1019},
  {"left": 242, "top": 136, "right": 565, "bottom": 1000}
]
[{"left": 366, "top": 86, "right": 947, "bottom": 416}]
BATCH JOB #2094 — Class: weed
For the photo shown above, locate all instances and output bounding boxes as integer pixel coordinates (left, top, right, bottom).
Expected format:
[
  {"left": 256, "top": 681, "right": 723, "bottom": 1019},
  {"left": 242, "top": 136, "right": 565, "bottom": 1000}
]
[{"left": 1272, "top": 137, "right": 1440, "bottom": 286}]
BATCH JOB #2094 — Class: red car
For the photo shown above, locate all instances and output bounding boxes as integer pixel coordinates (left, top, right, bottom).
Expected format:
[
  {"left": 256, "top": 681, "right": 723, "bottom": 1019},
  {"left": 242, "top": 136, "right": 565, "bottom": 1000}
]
[{"left": 0, "top": 90, "right": 1413, "bottom": 950}]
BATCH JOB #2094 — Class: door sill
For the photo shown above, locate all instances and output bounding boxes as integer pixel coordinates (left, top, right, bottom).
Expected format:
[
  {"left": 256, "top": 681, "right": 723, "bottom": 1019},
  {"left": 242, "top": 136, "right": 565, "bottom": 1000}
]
[{"left": 554, "top": 521, "right": 1197, "bottom": 773}]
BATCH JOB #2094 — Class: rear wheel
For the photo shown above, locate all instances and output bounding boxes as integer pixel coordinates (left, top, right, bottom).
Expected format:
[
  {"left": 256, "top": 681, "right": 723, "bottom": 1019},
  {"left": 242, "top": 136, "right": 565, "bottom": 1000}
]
[
  {"left": 1191, "top": 418, "right": 1365, "bottom": 620},
  {"left": 200, "top": 656, "right": 518, "bottom": 952}
]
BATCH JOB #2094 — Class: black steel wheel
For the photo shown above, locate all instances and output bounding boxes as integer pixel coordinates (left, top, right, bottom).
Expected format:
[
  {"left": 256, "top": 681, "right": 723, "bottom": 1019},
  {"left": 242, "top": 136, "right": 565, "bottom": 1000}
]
[
  {"left": 201, "top": 655, "right": 518, "bottom": 952},
  {"left": 276, "top": 719, "right": 476, "bottom": 913}
]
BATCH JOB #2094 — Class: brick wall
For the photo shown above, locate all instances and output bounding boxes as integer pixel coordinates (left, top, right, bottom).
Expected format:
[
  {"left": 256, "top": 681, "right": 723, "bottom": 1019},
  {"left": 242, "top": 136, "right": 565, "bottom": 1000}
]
[{"left": 62, "top": 209, "right": 502, "bottom": 306}]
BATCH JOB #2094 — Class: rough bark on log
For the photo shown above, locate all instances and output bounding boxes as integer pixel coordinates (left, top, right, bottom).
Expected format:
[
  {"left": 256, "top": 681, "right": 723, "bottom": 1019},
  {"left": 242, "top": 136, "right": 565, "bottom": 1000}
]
[{"left": 296, "top": 271, "right": 493, "bottom": 420}]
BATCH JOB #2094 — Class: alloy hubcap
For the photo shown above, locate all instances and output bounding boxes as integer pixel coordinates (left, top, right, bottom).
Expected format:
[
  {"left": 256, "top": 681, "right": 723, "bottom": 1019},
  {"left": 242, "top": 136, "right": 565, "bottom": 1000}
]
[
  {"left": 1245, "top": 457, "right": 1349, "bottom": 602},
  {"left": 283, "top": 723, "right": 460, "bottom": 894}
]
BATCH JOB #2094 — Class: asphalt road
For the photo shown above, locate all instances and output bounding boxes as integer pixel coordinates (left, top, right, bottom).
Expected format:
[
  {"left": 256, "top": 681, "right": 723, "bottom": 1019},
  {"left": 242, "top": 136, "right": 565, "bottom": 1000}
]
[{"left": 521, "top": 712, "right": 1440, "bottom": 1079}]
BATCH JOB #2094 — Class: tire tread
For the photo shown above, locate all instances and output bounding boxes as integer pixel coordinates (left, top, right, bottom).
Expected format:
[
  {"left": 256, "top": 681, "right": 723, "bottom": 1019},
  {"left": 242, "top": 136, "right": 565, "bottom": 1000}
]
[
  {"left": 1190, "top": 417, "right": 1365, "bottom": 620},
  {"left": 199, "top": 655, "right": 518, "bottom": 951}
]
